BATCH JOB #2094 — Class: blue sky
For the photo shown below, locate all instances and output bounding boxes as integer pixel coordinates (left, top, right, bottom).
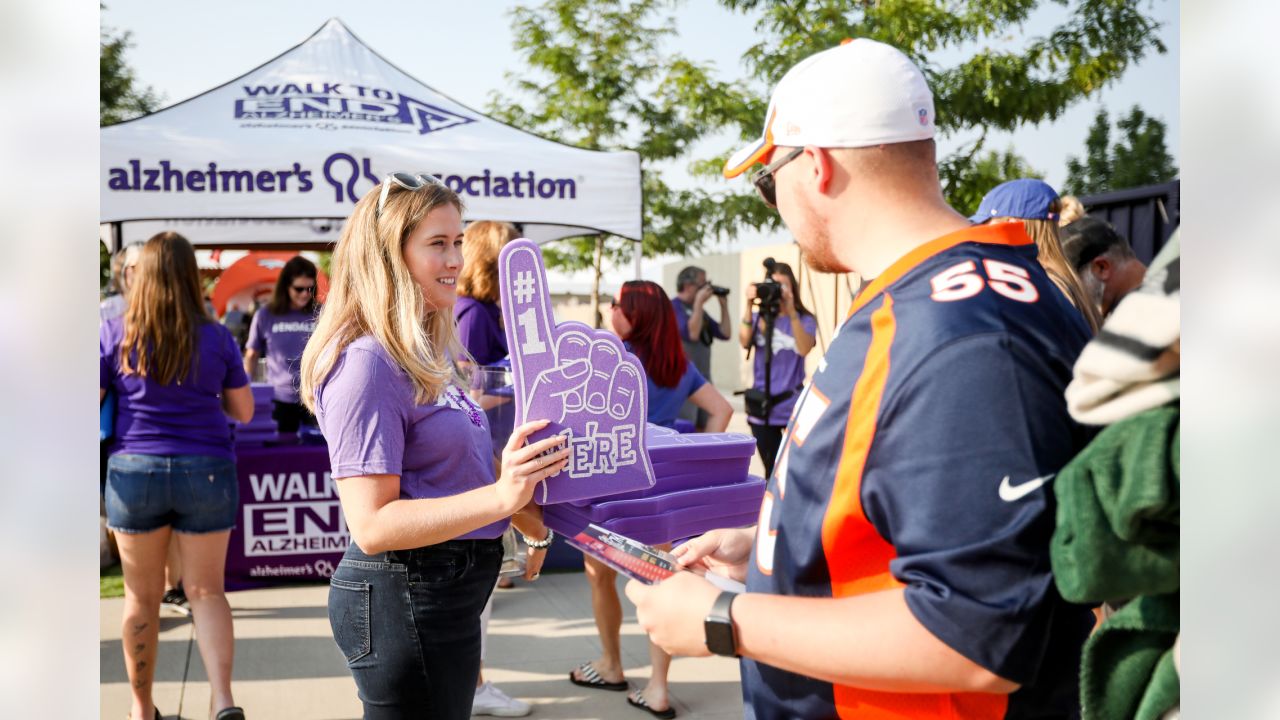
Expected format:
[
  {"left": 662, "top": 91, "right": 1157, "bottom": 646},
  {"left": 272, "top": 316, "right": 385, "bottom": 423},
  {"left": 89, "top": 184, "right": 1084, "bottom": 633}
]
[{"left": 102, "top": 0, "right": 1178, "bottom": 274}]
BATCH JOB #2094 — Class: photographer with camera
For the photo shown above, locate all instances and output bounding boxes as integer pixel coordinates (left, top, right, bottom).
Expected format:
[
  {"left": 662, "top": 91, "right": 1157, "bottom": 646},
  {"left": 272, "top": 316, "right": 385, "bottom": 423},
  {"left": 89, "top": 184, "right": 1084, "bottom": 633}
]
[
  {"left": 739, "top": 260, "right": 815, "bottom": 477},
  {"left": 671, "top": 266, "right": 732, "bottom": 431}
]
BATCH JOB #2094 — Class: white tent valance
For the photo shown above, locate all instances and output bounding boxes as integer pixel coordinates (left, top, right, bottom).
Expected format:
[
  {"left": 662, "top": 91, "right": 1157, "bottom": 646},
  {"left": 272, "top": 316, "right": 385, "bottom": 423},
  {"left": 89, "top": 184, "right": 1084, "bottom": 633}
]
[{"left": 100, "top": 18, "right": 642, "bottom": 249}]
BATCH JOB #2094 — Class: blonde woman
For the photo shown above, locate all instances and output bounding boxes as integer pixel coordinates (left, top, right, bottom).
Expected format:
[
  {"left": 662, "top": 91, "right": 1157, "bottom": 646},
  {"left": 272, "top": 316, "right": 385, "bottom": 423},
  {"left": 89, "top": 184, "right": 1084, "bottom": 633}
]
[
  {"left": 971, "top": 179, "right": 1103, "bottom": 333},
  {"left": 300, "top": 173, "right": 565, "bottom": 718},
  {"left": 100, "top": 232, "right": 253, "bottom": 720},
  {"left": 455, "top": 220, "right": 520, "bottom": 366}
]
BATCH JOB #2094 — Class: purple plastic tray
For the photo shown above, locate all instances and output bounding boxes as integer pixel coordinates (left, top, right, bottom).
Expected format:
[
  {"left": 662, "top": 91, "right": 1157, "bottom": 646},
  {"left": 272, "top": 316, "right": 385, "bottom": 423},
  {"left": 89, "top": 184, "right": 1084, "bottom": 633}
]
[
  {"left": 564, "top": 475, "right": 766, "bottom": 522},
  {"left": 645, "top": 424, "right": 756, "bottom": 463},
  {"left": 570, "top": 458, "right": 753, "bottom": 506},
  {"left": 545, "top": 498, "right": 762, "bottom": 547}
]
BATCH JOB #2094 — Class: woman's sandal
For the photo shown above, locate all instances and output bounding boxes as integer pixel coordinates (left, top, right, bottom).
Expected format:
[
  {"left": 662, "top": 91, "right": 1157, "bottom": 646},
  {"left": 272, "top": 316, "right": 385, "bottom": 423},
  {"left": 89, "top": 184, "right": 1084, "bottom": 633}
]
[
  {"left": 213, "top": 707, "right": 245, "bottom": 720},
  {"left": 627, "top": 690, "right": 676, "bottom": 719},
  {"left": 568, "top": 661, "right": 628, "bottom": 691}
]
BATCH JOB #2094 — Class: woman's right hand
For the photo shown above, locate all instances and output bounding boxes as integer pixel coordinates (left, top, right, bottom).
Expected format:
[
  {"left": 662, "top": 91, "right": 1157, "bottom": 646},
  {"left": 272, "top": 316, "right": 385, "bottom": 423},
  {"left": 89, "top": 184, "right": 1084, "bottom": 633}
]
[
  {"left": 495, "top": 420, "right": 570, "bottom": 514},
  {"left": 670, "top": 527, "right": 756, "bottom": 582}
]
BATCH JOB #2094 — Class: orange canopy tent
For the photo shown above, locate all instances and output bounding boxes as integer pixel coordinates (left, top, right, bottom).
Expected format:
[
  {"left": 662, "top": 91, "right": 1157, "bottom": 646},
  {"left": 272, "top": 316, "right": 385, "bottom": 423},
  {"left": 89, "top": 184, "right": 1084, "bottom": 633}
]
[{"left": 211, "top": 252, "right": 329, "bottom": 317}]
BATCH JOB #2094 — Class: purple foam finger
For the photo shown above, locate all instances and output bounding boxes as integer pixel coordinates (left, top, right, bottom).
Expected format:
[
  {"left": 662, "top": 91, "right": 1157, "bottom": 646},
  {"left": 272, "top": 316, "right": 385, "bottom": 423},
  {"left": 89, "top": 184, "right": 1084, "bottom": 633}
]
[
  {"left": 498, "top": 239, "right": 656, "bottom": 504},
  {"left": 499, "top": 241, "right": 561, "bottom": 424}
]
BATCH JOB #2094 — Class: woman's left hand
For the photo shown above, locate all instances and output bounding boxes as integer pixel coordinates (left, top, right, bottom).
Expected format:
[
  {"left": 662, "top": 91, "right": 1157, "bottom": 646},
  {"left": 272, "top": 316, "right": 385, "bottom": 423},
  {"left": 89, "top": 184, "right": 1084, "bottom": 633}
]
[{"left": 524, "top": 541, "right": 548, "bottom": 581}]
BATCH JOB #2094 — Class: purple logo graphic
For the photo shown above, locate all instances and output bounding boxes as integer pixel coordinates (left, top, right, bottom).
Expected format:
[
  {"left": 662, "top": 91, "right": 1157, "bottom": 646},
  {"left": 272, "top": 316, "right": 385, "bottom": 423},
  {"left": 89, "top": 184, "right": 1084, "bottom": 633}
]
[
  {"left": 499, "top": 239, "right": 655, "bottom": 504},
  {"left": 918, "top": 107, "right": 929, "bottom": 126},
  {"left": 234, "top": 82, "right": 475, "bottom": 136}
]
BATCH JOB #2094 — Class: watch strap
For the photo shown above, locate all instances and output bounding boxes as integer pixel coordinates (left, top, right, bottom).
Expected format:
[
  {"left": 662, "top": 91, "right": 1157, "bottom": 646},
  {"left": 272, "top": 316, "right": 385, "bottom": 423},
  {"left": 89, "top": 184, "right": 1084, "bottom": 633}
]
[{"left": 704, "top": 591, "right": 739, "bottom": 657}]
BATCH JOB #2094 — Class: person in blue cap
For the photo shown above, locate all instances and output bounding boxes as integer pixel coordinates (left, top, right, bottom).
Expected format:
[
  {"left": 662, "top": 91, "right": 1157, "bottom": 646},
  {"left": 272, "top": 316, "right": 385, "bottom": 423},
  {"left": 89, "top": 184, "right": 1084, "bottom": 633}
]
[{"left": 970, "top": 179, "right": 1102, "bottom": 333}]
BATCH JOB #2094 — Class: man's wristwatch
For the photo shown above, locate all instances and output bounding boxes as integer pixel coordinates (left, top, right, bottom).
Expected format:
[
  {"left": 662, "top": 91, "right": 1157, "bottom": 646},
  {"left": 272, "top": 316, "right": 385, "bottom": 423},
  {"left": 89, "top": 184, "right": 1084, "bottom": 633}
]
[{"left": 703, "top": 591, "right": 739, "bottom": 657}]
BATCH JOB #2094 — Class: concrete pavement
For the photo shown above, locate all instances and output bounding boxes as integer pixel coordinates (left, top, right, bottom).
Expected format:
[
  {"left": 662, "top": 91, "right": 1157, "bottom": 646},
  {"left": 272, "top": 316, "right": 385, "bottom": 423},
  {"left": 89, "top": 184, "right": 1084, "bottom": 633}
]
[
  {"left": 101, "top": 570, "right": 747, "bottom": 720},
  {"left": 101, "top": 391, "right": 761, "bottom": 719}
]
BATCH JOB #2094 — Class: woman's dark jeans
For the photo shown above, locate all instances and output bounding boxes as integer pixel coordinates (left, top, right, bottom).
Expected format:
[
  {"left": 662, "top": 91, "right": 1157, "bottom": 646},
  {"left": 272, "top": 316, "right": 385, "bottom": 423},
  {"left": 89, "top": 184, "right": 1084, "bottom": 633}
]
[{"left": 328, "top": 538, "right": 503, "bottom": 719}]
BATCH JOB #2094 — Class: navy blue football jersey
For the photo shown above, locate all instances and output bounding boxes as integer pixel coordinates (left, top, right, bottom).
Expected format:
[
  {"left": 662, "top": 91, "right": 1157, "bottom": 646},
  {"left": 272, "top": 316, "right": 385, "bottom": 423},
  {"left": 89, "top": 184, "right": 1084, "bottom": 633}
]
[{"left": 743, "top": 223, "right": 1095, "bottom": 719}]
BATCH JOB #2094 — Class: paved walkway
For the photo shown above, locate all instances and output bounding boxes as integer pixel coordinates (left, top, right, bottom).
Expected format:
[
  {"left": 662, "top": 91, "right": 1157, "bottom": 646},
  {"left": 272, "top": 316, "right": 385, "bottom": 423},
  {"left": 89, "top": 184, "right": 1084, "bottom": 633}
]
[
  {"left": 101, "top": 570, "right": 746, "bottom": 720},
  {"left": 102, "top": 391, "right": 760, "bottom": 719}
]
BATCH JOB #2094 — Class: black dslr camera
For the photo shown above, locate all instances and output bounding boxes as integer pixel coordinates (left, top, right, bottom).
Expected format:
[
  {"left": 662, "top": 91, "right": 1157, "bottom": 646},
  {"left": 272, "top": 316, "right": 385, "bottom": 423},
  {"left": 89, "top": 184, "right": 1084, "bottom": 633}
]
[
  {"left": 708, "top": 284, "right": 731, "bottom": 297},
  {"left": 751, "top": 258, "right": 782, "bottom": 318}
]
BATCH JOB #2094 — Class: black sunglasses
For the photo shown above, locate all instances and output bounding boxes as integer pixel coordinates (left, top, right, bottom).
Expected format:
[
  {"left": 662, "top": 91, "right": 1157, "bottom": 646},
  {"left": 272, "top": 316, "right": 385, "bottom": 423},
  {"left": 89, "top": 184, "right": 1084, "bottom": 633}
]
[
  {"left": 290, "top": 284, "right": 316, "bottom": 294},
  {"left": 749, "top": 147, "right": 804, "bottom": 208}
]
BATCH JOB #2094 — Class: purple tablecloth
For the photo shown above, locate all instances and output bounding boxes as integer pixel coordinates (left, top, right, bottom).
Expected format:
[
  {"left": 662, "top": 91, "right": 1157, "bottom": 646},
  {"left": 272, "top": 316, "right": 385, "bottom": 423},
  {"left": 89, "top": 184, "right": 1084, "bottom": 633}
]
[{"left": 226, "top": 441, "right": 345, "bottom": 591}]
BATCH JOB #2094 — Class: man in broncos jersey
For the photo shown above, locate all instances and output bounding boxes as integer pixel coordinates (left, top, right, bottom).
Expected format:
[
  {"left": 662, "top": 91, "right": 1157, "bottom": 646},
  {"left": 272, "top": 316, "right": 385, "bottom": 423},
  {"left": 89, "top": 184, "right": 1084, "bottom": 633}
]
[{"left": 626, "top": 39, "right": 1095, "bottom": 719}]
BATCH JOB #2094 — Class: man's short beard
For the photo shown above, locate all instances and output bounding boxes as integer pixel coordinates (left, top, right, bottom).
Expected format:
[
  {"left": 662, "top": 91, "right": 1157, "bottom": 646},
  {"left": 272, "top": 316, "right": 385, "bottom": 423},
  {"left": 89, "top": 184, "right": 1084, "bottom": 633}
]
[{"left": 790, "top": 203, "right": 845, "bottom": 274}]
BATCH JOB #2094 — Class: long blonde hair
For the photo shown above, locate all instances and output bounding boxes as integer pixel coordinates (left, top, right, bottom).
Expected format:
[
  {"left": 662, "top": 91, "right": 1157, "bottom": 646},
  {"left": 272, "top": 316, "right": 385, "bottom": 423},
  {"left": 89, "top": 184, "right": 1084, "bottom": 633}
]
[
  {"left": 1021, "top": 205, "right": 1103, "bottom": 333},
  {"left": 299, "top": 180, "right": 466, "bottom": 411},
  {"left": 120, "top": 232, "right": 210, "bottom": 385},
  {"left": 458, "top": 221, "right": 518, "bottom": 304}
]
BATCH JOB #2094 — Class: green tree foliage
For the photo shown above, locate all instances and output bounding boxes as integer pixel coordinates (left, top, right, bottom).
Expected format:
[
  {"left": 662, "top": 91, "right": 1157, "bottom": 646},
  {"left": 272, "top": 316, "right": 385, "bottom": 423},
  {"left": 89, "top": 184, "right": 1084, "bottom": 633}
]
[
  {"left": 493, "top": 0, "right": 1165, "bottom": 311},
  {"left": 101, "top": 13, "right": 160, "bottom": 126},
  {"left": 942, "top": 143, "right": 1044, "bottom": 217},
  {"left": 490, "top": 0, "right": 765, "bottom": 325},
  {"left": 1065, "top": 105, "right": 1177, "bottom": 195},
  {"left": 719, "top": 0, "right": 1166, "bottom": 210}
]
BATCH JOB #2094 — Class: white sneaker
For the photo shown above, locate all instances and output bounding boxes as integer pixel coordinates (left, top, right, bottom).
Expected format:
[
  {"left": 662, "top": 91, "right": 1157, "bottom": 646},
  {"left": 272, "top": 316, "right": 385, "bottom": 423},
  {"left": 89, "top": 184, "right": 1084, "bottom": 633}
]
[{"left": 472, "top": 681, "right": 531, "bottom": 717}]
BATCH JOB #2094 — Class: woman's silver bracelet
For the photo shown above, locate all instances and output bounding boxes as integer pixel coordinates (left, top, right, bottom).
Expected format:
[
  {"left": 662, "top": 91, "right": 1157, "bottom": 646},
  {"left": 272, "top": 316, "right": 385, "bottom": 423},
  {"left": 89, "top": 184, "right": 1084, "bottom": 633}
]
[{"left": 523, "top": 528, "right": 555, "bottom": 549}]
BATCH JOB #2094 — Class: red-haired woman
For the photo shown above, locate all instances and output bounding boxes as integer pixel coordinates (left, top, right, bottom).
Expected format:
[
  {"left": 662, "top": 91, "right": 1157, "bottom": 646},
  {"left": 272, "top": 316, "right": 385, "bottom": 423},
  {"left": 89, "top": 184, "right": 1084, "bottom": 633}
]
[
  {"left": 612, "top": 280, "right": 732, "bottom": 432},
  {"left": 567, "top": 280, "right": 731, "bottom": 718}
]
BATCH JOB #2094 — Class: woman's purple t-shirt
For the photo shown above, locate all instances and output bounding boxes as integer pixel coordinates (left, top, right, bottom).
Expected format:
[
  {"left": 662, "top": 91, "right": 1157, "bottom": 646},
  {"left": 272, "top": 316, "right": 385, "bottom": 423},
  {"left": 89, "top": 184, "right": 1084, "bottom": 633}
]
[
  {"left": 100, "top": 316, "right": 250, "bottom": 460},
  {"left": 314, "top": 336, "right": 507, "bottom": 540},
  {"left": 247, "top": 306, "right": 317, "bottom": 403},
  {"left": 748, "top": 312, "right": 818, "bottom": 426},
  {"left": 454, "top": 296, "right": 508, "bottom": 366}
]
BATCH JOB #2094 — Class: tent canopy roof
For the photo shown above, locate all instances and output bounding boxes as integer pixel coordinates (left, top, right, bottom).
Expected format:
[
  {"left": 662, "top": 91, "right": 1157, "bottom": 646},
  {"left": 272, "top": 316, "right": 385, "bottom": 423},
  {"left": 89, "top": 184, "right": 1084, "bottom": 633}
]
[{"left": 101, "top": 18, "right": 642, "bottom": 248}]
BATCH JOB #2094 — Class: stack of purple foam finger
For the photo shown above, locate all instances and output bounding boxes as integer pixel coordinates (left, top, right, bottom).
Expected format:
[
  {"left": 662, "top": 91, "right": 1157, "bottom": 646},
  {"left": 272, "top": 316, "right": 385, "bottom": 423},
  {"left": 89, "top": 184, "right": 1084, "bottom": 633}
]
[
  {"left": 233, "top": 383, "right": 280, "bottom": 444},
  {"left": 543, "top": 423, "right": 764, "bottom": 546},
  {"left": 496, "top": 238, "right": 764, "bottom": 547}
]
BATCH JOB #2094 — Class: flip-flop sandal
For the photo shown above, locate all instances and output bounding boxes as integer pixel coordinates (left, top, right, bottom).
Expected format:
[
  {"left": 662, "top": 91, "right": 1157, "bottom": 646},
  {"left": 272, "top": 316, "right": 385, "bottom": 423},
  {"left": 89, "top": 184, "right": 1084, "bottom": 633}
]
[
  {"left": 568, "top": 661, "right": 628, "bottom": 691},
  {"left": 627, "top": 690, "right": 676, "bottom": 719}
]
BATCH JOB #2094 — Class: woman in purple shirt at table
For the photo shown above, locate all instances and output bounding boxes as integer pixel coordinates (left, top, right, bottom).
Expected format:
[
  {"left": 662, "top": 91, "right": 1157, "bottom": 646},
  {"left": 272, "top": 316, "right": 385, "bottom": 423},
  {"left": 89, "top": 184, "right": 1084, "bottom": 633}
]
[
  {"left": 299, "top": 173, "right": 564, "bottom": 719},
  {"left": 242, "top": 255, "right": 320, "bottom": 432},
  {"left": 100, "top": 231, "right": 254, "bottom": 720},
  {"left": 455, "top": 220, "right": 518, "bottom": 366}
]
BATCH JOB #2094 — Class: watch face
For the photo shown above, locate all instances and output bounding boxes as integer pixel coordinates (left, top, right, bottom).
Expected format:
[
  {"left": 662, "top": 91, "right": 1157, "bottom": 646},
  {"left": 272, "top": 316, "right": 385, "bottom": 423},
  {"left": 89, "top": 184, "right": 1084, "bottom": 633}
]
[{"left": 704, "top": 618, "right": 736, "bottom": 657}]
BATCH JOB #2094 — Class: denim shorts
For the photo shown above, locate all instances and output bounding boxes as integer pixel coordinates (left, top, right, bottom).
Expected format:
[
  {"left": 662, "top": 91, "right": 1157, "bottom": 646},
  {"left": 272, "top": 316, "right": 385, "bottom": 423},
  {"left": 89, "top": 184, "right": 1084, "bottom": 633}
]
[
  {"left": 329, "top": 539, "right": 502, "bottom": 719},
  {"left": 105, "top": 453, "right": 238, "bottom": 534}
]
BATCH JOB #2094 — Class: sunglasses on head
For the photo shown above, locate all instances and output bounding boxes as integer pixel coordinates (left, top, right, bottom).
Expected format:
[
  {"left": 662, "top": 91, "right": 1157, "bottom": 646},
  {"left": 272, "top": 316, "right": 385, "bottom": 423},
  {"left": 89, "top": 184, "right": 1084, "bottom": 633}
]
[
  {"left": 749, "top": 147, "right": 804, "bottom": 208},
  {"left": 377, "top": 172, "right": 445, "bottom": 218},
  {"left": 290, "top": 284, "right": 315, "bottom": 294}
]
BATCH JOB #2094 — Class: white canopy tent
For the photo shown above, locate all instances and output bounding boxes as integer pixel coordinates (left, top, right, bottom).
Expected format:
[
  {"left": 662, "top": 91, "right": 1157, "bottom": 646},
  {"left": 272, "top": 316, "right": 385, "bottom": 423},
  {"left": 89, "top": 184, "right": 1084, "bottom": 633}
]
[{"left": 100, "top": 18, "right": 642, "bottom": 251}]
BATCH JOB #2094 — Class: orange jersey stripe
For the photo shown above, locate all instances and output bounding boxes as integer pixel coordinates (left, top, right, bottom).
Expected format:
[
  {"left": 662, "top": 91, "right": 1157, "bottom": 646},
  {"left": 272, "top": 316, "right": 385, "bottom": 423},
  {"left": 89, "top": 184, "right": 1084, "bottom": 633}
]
[
  {"left": 822, "top": 293, "right": 901, "bottom": 600},
  {"left": 819, "top": 293, "right": 1009, "bottom": 720}
]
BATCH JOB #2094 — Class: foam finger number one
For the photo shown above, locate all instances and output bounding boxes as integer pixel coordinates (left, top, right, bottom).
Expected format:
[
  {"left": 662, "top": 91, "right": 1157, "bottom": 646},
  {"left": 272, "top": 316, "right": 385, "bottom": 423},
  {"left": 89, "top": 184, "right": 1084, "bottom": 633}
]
[{"left": 499, "top": 239, "right": 656, "bottom": 504}]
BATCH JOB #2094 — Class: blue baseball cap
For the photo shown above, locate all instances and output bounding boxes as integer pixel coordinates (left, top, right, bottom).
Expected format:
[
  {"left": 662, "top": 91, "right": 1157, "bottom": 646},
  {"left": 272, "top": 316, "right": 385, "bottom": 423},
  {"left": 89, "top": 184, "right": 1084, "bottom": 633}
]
[{"left": 969, "top": 178, "right": 1060, "bottom": 223}]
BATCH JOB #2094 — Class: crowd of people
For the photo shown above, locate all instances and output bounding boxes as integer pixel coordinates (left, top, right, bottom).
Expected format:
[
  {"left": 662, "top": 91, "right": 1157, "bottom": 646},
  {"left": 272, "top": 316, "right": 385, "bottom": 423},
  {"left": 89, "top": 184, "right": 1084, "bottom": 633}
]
[{"left": 99, "top": 36, "right": 1178, "bottom": 720}]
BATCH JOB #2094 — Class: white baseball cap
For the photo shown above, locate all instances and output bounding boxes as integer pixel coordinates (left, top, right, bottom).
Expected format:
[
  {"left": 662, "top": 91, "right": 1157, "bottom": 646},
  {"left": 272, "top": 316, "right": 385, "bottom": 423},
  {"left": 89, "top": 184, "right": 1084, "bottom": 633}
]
[{"left": 723, "top": 38, "right": 936, "bottom": 179}]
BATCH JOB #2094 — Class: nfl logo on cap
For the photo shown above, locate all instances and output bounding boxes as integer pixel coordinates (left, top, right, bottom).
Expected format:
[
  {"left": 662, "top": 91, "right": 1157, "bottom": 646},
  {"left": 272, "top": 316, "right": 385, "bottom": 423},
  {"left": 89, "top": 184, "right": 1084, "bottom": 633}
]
[{"left": 918, "top": 108, "right": 929, "bottom": 126}]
